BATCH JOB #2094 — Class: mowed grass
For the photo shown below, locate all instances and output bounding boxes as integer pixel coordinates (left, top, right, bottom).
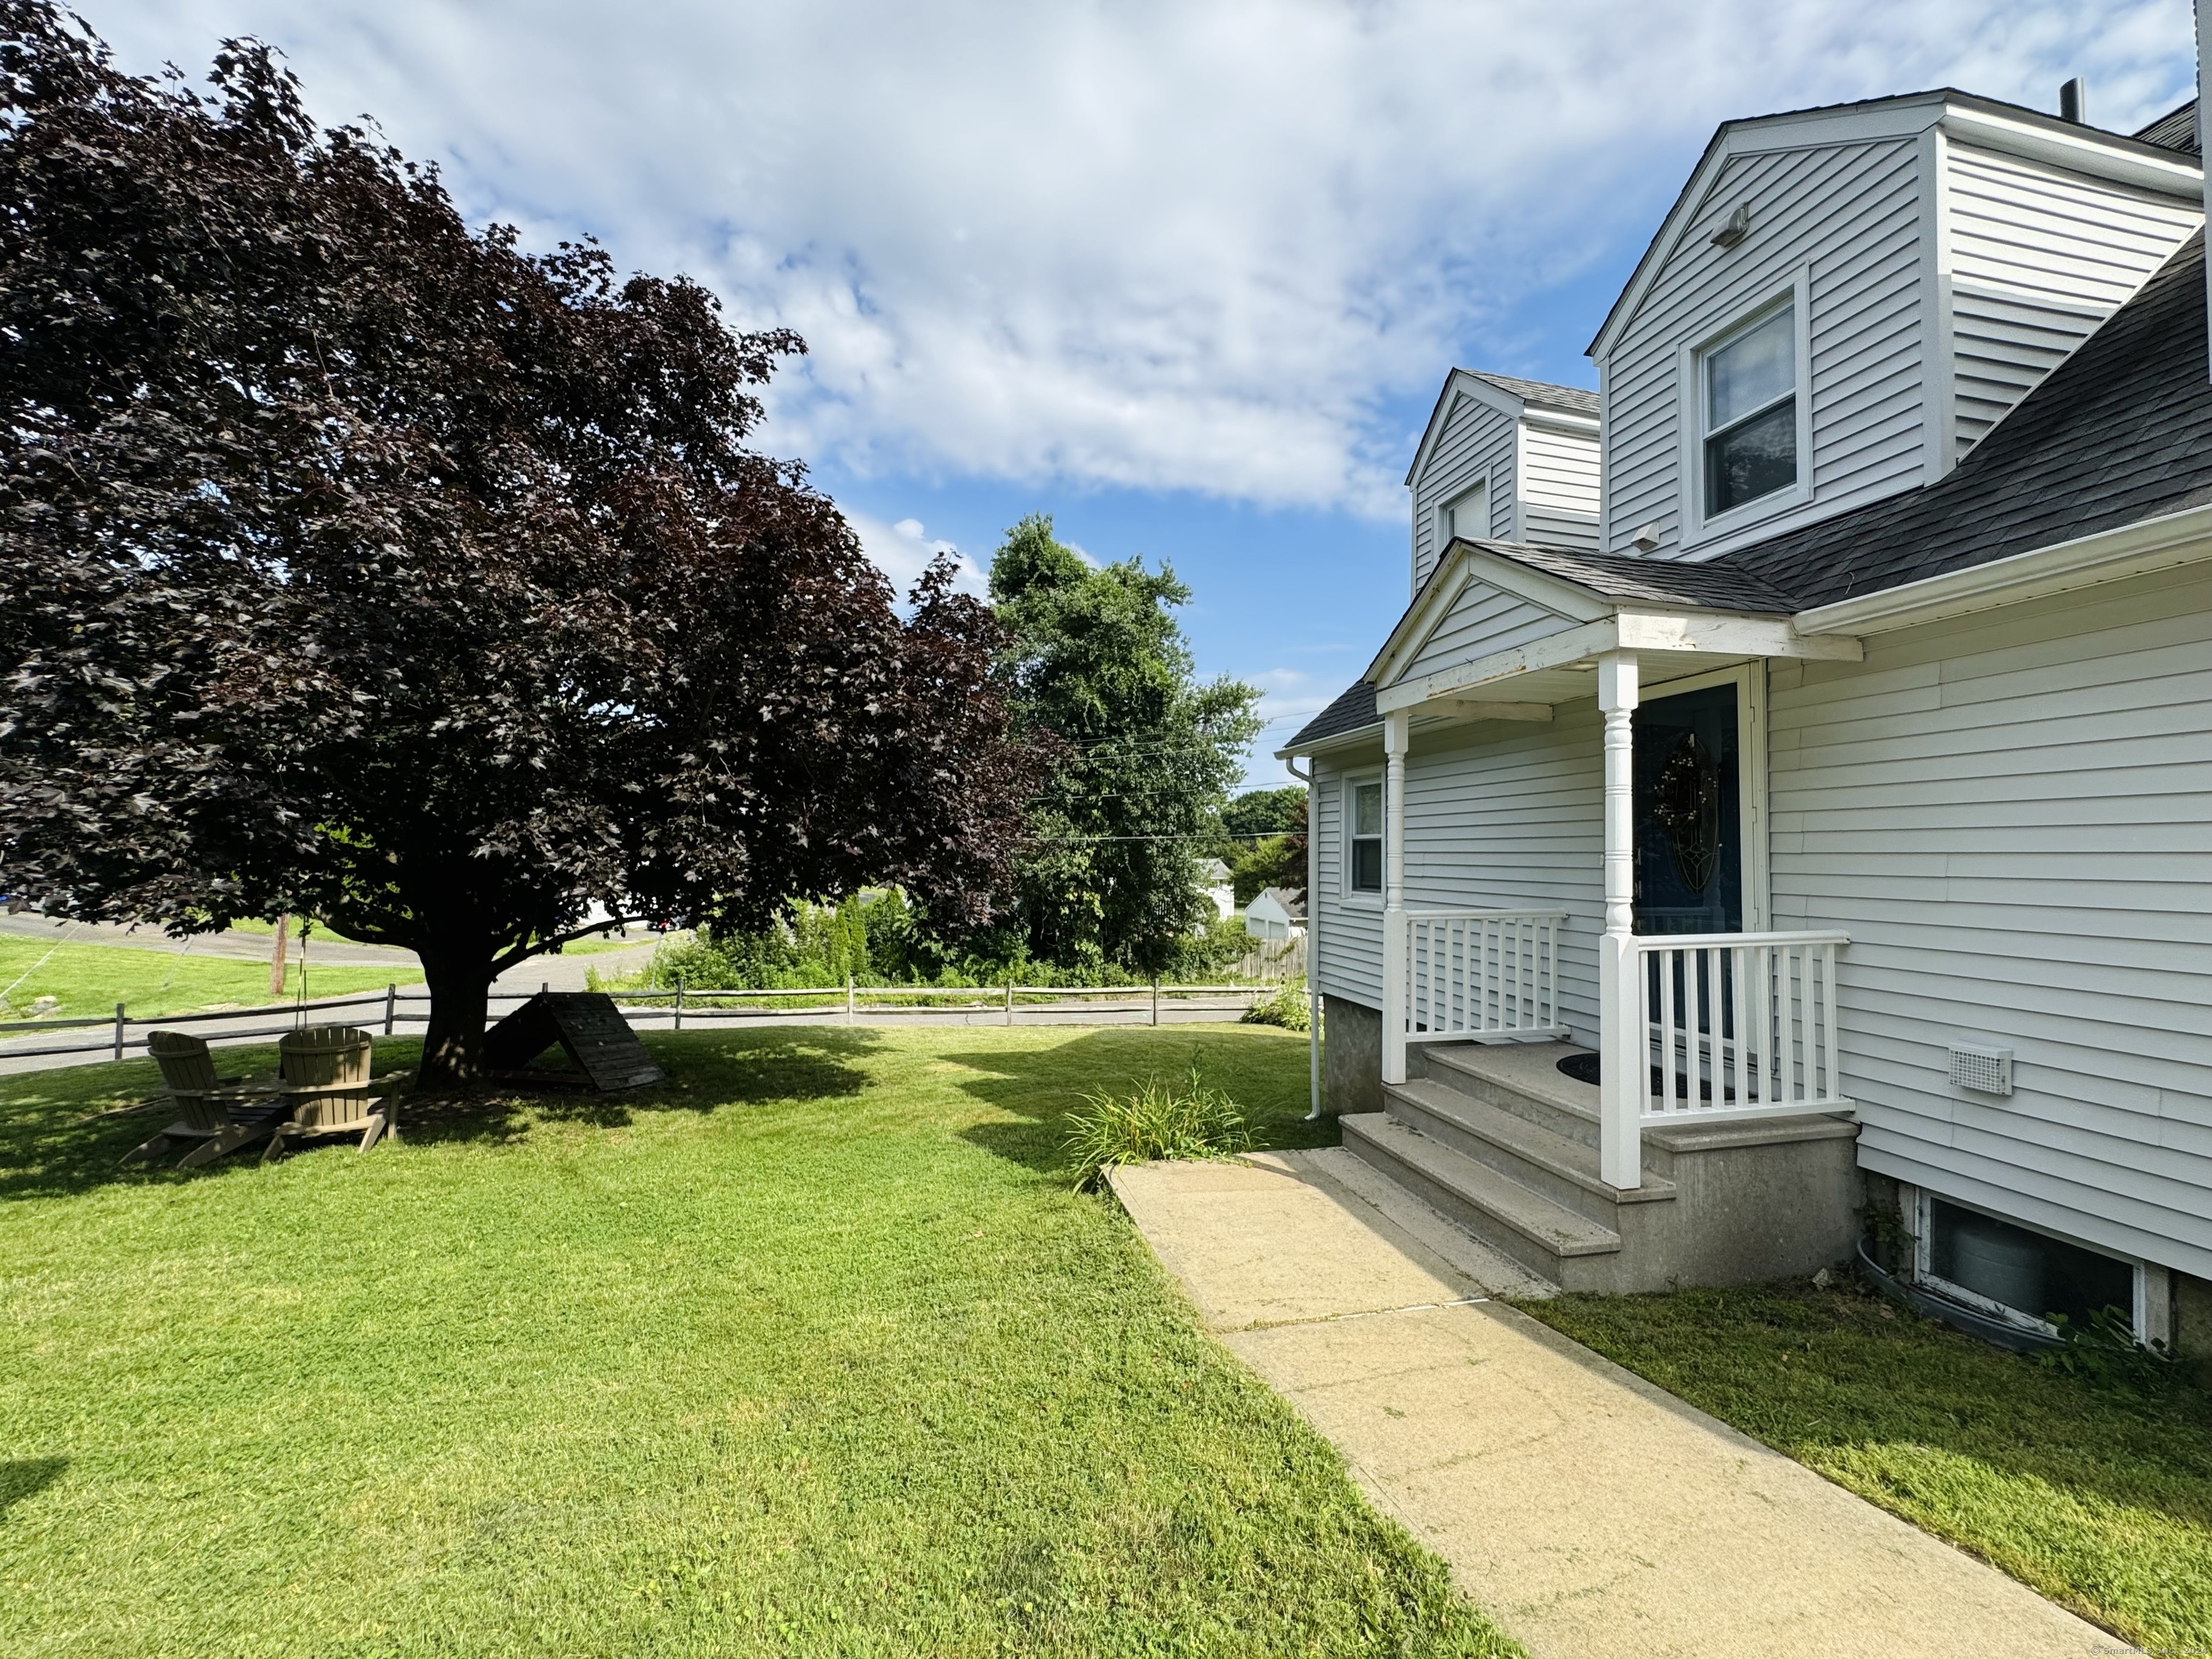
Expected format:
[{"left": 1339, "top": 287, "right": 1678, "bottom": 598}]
[
  {"left": 0, "top": 935, "right": 419, "bottom": 1021},
  {"left": 0, "top": 1024, "right": 1516, "bottom": 1658},
  {"left": 1520, "top": 1278, "right": 2212, "bottom": 1648}
]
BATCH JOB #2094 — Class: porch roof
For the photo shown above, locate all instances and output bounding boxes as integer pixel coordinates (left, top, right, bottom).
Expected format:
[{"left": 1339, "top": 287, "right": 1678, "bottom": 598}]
[{"left": 1279, "top": 540, "right": 1853, "bottom": 756}]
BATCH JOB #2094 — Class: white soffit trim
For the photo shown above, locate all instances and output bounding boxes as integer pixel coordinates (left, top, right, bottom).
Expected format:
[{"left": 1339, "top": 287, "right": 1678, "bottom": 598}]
[
  {"left": 1274, "top": 724, "right": 1383, "bottom": 760},
  {"left": 1794, "top": 503, "right": 2212, "bottom": 636},
  {"left": 1939, "top": 107, "right": 2204, "bottom": 200},
  {"left": 1374, "top": 611, "right": 1861, "bottom": 714}
]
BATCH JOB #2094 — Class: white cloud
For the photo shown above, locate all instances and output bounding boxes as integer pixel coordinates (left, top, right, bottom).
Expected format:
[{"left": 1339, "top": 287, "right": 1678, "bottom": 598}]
[
  {"left": 840, "top": 511, "right": 988, "bottom": 598},
  {"left": 83, "top": 0, "right": 2198, "bottom": 518}
]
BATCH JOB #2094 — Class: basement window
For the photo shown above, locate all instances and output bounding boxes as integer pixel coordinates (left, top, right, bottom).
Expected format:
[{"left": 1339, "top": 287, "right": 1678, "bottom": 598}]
[
  {"left": 1919, "top": 1195, "right": 2139, "bottom": 1336},
  {"left": 1347, "top": 778, "right": 1383, "bottom": 894},
  {"left": 1701, "top": 302, "right": 1797, "bottom": 516}
]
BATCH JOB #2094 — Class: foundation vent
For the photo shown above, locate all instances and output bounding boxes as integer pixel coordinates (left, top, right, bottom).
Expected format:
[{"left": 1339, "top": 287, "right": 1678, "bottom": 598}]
[{"left": 1948, "top": 1043, "right": 2014, "bottom": 1097}]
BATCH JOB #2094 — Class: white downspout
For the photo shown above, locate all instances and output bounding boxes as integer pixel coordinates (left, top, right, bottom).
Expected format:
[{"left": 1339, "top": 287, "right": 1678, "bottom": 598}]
[
  {"left": 1285, "top": 755, "right": 1321, "bottom": 1120},
  {"left": 1596, "top": 652, "right": 1644, "bottom": 1190},
  {"left": 1381, "top": 710, "right": 1411, "bottom": 1087}
]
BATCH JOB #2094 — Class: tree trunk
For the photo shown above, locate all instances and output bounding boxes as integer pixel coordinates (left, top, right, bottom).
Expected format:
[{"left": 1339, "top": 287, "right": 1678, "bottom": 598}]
[{"left": 417, "top": 943, "right": 496, "bottom": 1087}]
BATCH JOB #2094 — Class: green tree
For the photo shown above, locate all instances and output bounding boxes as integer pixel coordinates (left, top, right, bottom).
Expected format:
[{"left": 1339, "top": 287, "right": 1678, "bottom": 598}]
[
  {"left": 1223, "top": 786, "right": 1308, "bottom": 904},
  {"left": 989, "top": 516, "right": 1260, "bottom": 977}
]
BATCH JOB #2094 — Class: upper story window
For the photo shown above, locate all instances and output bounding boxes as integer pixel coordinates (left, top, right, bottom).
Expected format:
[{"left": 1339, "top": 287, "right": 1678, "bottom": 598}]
[
  {"left": 1348, "top": 779, "right": 1383, "bottom": 894},
  {"left": 1440, "top": 480, "right": 1488, "bottom": 546},
  {"left": 1701, "top": 303, "right": 1797, "bottom": 516}
]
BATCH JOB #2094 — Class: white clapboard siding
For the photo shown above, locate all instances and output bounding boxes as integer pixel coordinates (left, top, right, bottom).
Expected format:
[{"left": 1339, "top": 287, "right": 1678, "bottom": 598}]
[
  {"left": 1311, "top": 713, "right": 1606, "bottom": 1034},
  {"left": 1767, "top": 563, "right": 2212, "bottom": 1278},
  {"left": 1410, "top": 393, "right": 1516, "bottom": 591},
  {"left": 1395, "top": 580, "right": 1581, "bottom": 685},
  {"left": 1518, "top": 423, "right": 1602, "bottom": 553},
  {"left": 1946, "top": 143, "right": 2200, "bottom": 458},
  {"left": 1311, "top": 755, "right": 1385, "bottom": 1007},
  {"left": 1601, "top": 137, "right": 1927, "bottom": 559}
]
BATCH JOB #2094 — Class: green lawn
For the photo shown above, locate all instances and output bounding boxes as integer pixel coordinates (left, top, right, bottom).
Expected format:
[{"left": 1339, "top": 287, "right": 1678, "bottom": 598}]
[
  {"left": 0, "top": 936, "right": 421, "bottom": 1022},
  {"left": 1519, "top": 1278, "right": 2212, "bottom": 1649},
  {"left": 0, "top": 1024, "right": 1515, "bottom": 1658}
]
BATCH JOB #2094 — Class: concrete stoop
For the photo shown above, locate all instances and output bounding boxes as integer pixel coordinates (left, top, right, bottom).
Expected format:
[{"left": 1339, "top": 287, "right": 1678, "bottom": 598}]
[{"left": 1341, "top": 1040, "right": 1861, "bottom": 1294}]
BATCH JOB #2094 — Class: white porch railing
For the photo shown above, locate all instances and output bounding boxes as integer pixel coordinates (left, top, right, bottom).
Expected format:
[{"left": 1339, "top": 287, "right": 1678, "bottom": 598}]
[
  {"left": 1400, "top": 909, "right": 1569, "bottom": 1057},
  {"left": 1634, "top": 930, "right": 1851, "bottom": 1123}
]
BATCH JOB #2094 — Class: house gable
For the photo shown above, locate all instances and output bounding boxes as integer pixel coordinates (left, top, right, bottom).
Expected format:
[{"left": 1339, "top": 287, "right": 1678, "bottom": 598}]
[
  {"left": 1591, "top": 90, "right": 2201, "bottom": 566},
  {"left": 1369, "top": 543, "right": 1609, "bottom": 691},
  {"left": 1406, "top": 370, "right": 1600, "bottom": 593}
]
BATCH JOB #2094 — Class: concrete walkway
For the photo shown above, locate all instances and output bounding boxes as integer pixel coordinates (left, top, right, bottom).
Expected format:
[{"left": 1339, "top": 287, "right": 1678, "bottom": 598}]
[{"left": 1110, "top": 1150, "right": 2111, "bottom": 1659}]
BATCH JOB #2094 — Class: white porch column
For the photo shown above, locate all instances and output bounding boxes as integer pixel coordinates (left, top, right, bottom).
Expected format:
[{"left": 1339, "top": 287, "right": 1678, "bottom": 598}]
[
  {"left": 1380, "top": 709, "right": 1411, "bottom": 1086},
  {"left": 1596, "top": 652, "right": 1643, "bottom": 1190}
]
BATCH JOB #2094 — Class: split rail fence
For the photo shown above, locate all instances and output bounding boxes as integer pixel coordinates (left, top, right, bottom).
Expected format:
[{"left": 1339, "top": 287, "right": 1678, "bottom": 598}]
[{"left": 0, "top": 979, "right": 1275, "bottom": 1067}]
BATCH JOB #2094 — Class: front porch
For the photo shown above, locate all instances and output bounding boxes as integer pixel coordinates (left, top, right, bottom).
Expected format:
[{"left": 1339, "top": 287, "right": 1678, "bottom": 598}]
[{"left": 1312, "top": 538, "right": 1871, "bottom": 1287}]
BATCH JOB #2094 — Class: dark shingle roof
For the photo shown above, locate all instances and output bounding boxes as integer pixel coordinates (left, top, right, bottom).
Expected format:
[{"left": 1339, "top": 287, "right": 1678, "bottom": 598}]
[
  {"left": 1475, "top": 541, "right": 1794, "bottom": 611},
  {"left": 2135, "top": 99, "right": 2200, "bottom": 154},
  {"left": 1467, "top": 372, "right": 1599, "bottom": 415},
  {"left": 1725, "top": 230, "right": 2212, "bottom": 609},
  {"left": 1283, "top": 680, "right": 1378, "bottom": 750}
]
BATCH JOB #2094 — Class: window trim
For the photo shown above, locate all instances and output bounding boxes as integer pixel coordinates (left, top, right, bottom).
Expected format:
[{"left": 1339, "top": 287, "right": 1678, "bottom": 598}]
[
  {"left": 1912, "top": 1190, "right": 2147, "bottom": 1340},
  {"left": 1676, "top": 270, "right": 1813, "bottom": 550},
  {"left": 1342, "top": 772, "right": 1385, "bottom": 905},
  {"left": 1436, "top": 475, "right": 1491, "bottom": 552}
]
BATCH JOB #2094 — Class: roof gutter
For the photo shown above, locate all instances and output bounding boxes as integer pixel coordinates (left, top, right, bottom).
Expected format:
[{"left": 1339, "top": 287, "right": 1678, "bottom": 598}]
[
  {"left": 1274, "top": 723, "right": 1384, "bottom": 762},
  {"left": 1794, "top": 502, "right": 2212, "bottom": 637}
]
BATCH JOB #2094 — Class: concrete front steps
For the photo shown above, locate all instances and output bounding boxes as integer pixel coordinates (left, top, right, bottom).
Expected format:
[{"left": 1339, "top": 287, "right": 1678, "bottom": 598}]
[{"left": 1340, "top": 1040, "right": 1860, "bottom": 1294}]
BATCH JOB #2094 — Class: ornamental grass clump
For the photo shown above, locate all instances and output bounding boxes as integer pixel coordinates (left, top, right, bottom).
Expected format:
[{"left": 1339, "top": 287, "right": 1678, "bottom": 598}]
[
  {"left": 1241, "top": 977, "right": 1310, "bottom": 1032},
  {"left": 1066, "top": 1059, "right": 1251, "bottom": 1189}
]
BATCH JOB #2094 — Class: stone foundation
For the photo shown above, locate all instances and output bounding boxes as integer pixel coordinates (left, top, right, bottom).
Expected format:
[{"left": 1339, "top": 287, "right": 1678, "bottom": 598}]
[{"left": 1321, "top": 994, "right": 1382, "bottom": 1118}]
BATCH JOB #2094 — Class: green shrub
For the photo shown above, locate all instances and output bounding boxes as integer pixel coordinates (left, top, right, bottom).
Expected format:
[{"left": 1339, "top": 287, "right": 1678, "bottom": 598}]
[
  {"left": 1241, "top": 978, "right": 1310, "bottom": 1031},
  {"left": 1064, "top": 1058, "right": 1252, "bottom": 1189}
]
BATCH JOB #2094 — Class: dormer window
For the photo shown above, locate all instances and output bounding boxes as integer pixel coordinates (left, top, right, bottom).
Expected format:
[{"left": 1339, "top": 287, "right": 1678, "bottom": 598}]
[
  {"left": 1702, "top": 302, "right": 1797, "bottom": 516},
  {"left": 1440, "top": 480, "right": 1488, "bottom": 548}
]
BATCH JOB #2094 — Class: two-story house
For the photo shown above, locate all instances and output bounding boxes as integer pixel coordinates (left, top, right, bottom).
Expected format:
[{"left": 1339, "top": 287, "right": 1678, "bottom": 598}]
[{"left": 1281, "top": 86, "right": 2212, "bottom": 1353}]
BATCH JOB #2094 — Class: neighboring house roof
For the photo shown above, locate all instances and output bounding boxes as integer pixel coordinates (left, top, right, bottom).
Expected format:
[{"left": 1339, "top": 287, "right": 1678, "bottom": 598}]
[
  {"left": 2136, "top": 98, "right": 2200, "bottom": 154},
  {"left": 1727, "top": 230, "right": 2212, "bottom": 608},
  {"left": 1285, "top": 680, "right": 1379, "bottom": 750},
  {"left": 1464, "top": 372, "right": 1599, "bottom": 415},
  {"left": 1251, "top": 887, "right": 1308, "bottom": 922},
  {"left": 1197, "top": 858, "right": 1233, "bottom": 883}
]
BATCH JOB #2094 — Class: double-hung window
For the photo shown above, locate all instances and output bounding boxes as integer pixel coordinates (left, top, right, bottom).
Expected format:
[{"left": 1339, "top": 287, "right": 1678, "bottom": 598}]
[
  {"left": 1701, "top": 303, "right": 1797, "bottom": 517},
  {"left": 1348, "top": 780, "right": 1384, "bottom": 894}
]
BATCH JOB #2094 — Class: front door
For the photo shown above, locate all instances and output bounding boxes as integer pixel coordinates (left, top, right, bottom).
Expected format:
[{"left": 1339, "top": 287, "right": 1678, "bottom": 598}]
[{"left": 1632, "top": 681, "right": 1743, "bottom": 936}]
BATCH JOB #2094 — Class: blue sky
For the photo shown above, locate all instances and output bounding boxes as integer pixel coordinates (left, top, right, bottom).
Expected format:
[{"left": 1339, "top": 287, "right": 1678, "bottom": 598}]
[{"left": 84, "top": 0, "right": 2202, "bottom": 783}]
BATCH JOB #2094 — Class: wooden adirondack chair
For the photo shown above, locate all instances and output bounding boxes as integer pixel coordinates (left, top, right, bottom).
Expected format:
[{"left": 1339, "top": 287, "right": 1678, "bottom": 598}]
[
  {"left": 122, "top": 1030, "right": 287, "bottom": 1169},
  {"left": 263, "top": 1025, "right": 403, "bottom": 1161}
]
